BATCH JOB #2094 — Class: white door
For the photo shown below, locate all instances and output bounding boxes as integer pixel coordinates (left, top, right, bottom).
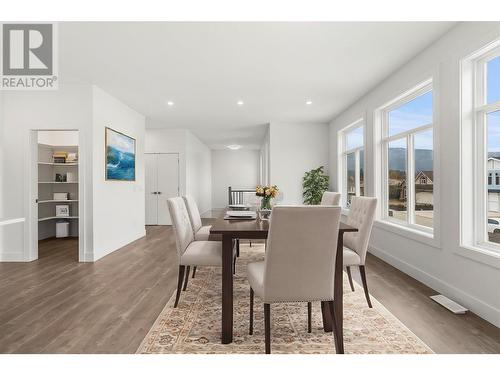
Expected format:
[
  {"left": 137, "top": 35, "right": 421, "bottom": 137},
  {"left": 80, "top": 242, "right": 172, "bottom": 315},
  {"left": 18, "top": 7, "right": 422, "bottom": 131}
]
[
  {"left": 145, "top": 154, "right": 158, "bottom": 225},
  {"left": 145, "top": 153, "right": 179, "bottom": 225}
]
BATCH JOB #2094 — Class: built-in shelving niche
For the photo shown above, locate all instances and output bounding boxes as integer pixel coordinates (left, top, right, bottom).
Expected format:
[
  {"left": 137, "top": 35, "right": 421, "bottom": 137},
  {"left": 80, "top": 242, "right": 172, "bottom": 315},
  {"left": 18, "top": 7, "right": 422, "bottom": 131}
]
[{"left": 37, "top": 143, "right": 79, "bottom": 240}]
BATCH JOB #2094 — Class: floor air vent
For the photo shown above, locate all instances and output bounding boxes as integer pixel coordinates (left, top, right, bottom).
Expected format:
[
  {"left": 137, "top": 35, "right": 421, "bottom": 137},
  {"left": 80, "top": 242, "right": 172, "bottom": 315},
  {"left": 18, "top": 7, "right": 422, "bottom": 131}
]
[{"left": 430, "top": 295, "right": 468, "bottom": 314}]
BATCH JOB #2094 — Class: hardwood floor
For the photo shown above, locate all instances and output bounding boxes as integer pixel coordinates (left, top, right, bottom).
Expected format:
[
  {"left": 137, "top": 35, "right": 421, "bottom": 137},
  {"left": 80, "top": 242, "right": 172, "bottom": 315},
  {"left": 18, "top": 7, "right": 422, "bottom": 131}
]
[{"left": 0, "top": 221, "right": 498, "bottom": 353}]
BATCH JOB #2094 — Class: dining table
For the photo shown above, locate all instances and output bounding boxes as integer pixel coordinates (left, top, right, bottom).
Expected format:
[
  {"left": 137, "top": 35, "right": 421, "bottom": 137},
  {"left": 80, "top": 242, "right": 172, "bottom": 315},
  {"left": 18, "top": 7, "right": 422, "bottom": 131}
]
[{"left": 210, "top": 209, "right": 357, "bottom": 352}]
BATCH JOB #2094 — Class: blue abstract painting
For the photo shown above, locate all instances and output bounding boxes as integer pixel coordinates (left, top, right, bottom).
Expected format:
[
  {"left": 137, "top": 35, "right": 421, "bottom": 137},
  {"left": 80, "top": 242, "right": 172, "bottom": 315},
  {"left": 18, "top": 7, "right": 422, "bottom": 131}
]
[{"left": 105, "top": 127, "right": 136, "bottom": 181}]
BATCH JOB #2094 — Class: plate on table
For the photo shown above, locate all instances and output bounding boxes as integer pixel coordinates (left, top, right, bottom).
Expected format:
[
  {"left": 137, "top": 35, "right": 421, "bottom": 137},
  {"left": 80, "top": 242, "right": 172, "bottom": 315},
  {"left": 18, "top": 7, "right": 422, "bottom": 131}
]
[
  {"left": 224, "top": 210, "right": 257, "bottom": 220},
  {"left": 228, "top": 204, "right": 251, "bottom": 211}
]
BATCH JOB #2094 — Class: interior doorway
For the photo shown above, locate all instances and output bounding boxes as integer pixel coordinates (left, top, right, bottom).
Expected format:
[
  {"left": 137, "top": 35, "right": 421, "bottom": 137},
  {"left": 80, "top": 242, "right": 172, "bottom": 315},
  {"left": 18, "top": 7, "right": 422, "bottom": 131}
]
[
  {"left": 30, "top": 130, "right": 83, "bottom": 262},
  {"left": 145, "top": 153, "right": 179, "bottom": 225}
]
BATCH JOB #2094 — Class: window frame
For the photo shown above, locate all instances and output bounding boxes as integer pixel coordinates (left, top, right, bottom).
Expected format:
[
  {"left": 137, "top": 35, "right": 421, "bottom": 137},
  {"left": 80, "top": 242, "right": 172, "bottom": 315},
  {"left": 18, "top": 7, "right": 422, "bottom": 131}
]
[
  {"left": 380, "top": 80, "right": 434, "bottom": 234},
  {"left": 473, "top": 47, "right": 500, "bottom": 248},
  {"left": 339, "top": 118, "right": 365, "bottom": 209}
]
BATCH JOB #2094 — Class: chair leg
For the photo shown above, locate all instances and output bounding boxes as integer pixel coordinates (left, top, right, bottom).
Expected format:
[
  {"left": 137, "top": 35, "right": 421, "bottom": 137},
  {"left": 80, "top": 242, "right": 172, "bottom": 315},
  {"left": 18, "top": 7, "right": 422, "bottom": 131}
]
[
  {"left": 249, "top": 240, "right": 252, "bottom": 247},
  {"left": 249, "top": 288, "right": 254, "bottom": 335},
  {"left": 346, "top": 266, "right": 355, "bottom": 292},
  {"left": 233, "top": 255, "right": 236, "bottom": 275},
  {"left": 174, "top": 265, "right": 185, "bottom": 308},
  {"left": 182, "top": 265, "right": 191, "bottom": 291},
  {"left": 264, "top": 303, "right": 271, "bottom": 354},
  {"left": 359, "top": 265, "right": 372, "bottom": 308},
  {"left": 328, "top": 301, "right": 343, "bottom": 354},
  {"left": 307, "top": 302, "right": 312, "bottom": 333},
  {"left": 192, "top": 266, "right": 197, "bottom": 278},
  {"left": 236, "top": 239, "right": 240, "bottom": 257}
]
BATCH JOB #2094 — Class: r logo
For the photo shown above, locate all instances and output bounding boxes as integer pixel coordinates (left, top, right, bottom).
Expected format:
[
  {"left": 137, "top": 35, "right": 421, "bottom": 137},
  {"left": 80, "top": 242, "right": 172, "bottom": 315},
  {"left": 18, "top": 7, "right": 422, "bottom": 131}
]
[{"left": 2, "top": 24, "right": 53, "bottom": 76}]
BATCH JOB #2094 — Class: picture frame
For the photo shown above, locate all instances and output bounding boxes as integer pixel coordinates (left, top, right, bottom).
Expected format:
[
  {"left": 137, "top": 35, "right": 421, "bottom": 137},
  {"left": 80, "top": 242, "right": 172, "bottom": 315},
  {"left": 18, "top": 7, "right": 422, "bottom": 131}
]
[{"left": 105, "top": 127, "right": 136, "bottom": 181}]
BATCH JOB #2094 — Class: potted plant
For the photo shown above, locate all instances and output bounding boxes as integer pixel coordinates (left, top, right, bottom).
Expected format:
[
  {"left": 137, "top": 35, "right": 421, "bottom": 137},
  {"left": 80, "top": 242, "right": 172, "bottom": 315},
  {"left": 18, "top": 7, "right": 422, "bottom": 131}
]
[{"left": 302, "top": 166, "right": 329, "bottom": 205}]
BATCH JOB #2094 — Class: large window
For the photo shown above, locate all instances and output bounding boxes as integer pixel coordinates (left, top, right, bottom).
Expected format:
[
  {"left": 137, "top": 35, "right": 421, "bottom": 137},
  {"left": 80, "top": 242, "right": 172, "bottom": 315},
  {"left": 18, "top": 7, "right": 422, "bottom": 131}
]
[
  {"left": 340, "top": 121, "right": 364, "bottom": 208},
  {"left": 477, "top": 50, "right": 500, "bottom": 246},
  {"left": 381, "top": 81, "right": 434, "bottom": 231}
]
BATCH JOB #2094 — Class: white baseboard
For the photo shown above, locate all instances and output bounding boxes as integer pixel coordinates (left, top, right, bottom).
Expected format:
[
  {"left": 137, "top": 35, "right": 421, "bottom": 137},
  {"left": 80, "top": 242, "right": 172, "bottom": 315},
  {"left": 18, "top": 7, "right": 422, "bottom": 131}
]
[
  {"left": 369, "top": 245, "right": 500, "bottom": 328},
  {"left": 93, "top": 229, "right": 146, "bottom": 262},
  {"left": 0, "top": 252, "right": 24, "bottom": 262}
]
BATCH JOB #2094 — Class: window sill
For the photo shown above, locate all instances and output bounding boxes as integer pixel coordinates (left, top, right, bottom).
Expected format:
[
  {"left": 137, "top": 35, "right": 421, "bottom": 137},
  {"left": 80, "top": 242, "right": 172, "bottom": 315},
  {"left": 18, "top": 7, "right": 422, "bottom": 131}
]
[
  {"left": 373, "top": 219, "right": 440, "bottom": 249},
  {"left": 456, "top": 244, "right": 500, "bottom": 270}
]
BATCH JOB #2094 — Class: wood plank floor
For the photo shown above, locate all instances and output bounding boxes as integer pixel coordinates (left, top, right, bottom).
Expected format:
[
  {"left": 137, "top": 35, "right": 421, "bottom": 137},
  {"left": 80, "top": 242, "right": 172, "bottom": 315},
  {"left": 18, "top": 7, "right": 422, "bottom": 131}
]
[{"left": 0, "top": 222, "right": 498, "bottom": 354}]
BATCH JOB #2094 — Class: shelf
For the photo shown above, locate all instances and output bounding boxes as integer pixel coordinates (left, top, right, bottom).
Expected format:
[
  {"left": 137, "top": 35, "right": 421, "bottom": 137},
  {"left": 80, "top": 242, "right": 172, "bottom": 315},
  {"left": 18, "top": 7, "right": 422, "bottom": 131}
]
[
  {"left": 38, "top": 182, "right": 78, "bottom": 184},
  {"left": 38, "top": 162, "right": 78, "bottom": 166},
  {"left": 38, "top": 216, "right": 79, "bottom": 222},
  {"left": 38, "top": 200, "right": 78, "bottom": 204}
]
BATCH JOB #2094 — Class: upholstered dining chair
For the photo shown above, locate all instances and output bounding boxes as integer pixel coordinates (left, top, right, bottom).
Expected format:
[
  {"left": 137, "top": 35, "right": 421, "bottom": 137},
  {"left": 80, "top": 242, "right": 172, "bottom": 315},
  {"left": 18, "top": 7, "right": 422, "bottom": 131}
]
[
  {"left": 343, "top": 196, "right": 377, "bottom": 308},
  {"left": 320, "top": 191, "right": 341, "bottom": 206},
  {"left": 167, "top": 197, "right": 235, "bottom": 308},
  {"left": 183, "top": 195, "right": 217, "bottom": 280},
  {"left": 247, "top": 205, "right": 342, "bottom": 354}
]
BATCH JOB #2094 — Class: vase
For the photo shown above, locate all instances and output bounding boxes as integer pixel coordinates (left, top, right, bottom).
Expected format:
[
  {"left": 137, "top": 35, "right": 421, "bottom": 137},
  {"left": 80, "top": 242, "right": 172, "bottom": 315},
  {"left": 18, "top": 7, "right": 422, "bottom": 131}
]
[{"left": 260, "top": 196, "right": 272, "bottom": 210}]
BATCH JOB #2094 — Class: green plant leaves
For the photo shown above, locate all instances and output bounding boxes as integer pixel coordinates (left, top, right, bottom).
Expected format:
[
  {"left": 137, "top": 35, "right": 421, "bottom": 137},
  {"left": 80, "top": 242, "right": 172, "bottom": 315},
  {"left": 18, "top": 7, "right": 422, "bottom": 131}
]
[{"left": 302, "top": 166, "right": 330, "bottom": 205}]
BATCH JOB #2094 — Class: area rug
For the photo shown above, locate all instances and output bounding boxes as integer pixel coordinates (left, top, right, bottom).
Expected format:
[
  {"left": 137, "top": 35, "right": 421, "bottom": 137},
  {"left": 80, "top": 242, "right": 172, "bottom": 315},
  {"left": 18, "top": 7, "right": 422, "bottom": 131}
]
[{"left": 137, "top": 243, "right": 433, "bottom": 354}]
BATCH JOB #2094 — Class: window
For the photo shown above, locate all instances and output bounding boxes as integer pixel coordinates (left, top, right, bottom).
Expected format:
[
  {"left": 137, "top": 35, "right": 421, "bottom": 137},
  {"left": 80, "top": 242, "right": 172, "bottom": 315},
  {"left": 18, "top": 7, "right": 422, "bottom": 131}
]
[
  {"left": 381, "top": 81, "right": 434, "bottom": 231},
  {"left": 477, "top": 48, "right": 500, "bottom": 246},
  {"left": 340, "top": 120, "right": 364, "bottom": 208}
]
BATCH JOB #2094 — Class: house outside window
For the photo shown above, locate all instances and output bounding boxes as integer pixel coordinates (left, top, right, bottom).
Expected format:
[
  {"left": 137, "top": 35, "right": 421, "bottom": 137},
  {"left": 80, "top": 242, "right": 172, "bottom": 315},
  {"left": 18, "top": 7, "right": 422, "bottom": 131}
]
[
  {"left": 340, "top": 120, "right": 365, "bottom": 208},
  {"left": 380, "top": 80, "right": 434, "bottom": 232}
]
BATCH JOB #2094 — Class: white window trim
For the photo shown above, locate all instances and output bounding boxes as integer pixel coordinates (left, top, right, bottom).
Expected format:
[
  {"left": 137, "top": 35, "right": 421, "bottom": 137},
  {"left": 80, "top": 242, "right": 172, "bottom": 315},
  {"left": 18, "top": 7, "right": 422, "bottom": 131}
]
[
  {"left": 378, "top": 79, "right": 435, "bottom": 236},
  {"left": 461, "top": 41, "right": 500, "bottom": 255},
  {"left": 338, "top": 118, "right": 365, "bottom": 209}
]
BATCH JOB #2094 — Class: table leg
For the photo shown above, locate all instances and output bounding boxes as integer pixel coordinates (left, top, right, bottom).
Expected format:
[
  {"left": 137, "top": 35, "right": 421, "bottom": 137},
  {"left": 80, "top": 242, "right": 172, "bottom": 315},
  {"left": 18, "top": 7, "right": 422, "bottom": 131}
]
[
  {"left": 221, "top": 235, "right": 234, "bottom": 344},
  {"left": 333, "top": 232, "right": 345, "bottom": 353}
]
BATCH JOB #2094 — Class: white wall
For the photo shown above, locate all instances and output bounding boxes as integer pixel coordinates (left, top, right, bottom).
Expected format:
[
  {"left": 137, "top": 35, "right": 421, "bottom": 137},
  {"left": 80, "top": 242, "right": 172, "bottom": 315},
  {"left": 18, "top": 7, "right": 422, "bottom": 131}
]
[
  {"left": 211, "top": 149, "right": 260, "bottom": 208},
  {"left": 269, "top": 122, "right": 329, "bottom": 205},
  {"left": 329, "top": 22, "right": 500, "bottom": 327},
  {"left": 259, "top": 126, "right": 270, "bottom": 185},
  {"left": 0, "top": 84, "right": 94, "bottom": 261},
  {"left": 186, "top": 132, "right": 212, "bottom": 215},
  {"left": 38, "top": 130, "right": 79, "bottom": 146},
  {"left": 92, "top": 86, "right": 146, "bottom": 261}
]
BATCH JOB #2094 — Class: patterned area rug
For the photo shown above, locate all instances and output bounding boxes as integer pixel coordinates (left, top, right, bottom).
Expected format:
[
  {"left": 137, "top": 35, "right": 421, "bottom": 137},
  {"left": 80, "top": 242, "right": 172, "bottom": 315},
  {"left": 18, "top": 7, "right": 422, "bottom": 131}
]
[{"left": 137, "top": 244, "right": 433, "bottom": 354}]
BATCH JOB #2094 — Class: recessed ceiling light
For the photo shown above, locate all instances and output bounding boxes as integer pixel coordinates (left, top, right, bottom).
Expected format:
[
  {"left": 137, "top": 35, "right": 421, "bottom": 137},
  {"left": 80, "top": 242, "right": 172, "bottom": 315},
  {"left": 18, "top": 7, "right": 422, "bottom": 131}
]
[
  {"left": 237, "top": 100, "right": 244, "bottom": 106},
  {"left": 227, "top": 144, "right": 242, "bottom": 150},
  {"left": 306, "top": 100, "right": 313, "bottom": 105},
  {"left": 166, "top": 101, "right": 174, "bottom": 106}
]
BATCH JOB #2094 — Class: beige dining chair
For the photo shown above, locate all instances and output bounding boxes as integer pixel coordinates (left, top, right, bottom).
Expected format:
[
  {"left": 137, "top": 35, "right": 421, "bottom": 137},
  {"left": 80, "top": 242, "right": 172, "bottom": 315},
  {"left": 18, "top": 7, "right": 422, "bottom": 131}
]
[
  {"left": 247, "top": 205, "right": 342, "bottom": 354},
  {"left": 320, "top": 191, "right": 341, "bottom": 206},
  {"left": 183, "top": 195, "right": 218, "bottom": 279},
  {"left": 167, "top": 197, "right": 235, "bottom": 308},
  {"left": 343, "top": 196, "right": 377, "bottom": 308}
]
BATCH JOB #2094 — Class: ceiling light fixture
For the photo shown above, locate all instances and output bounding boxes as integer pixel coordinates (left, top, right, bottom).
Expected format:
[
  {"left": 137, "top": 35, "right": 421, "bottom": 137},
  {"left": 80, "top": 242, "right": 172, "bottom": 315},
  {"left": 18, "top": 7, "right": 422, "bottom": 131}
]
[
  {"left": 227, "top": 144, "right": 242, "bottom": 150},
  {"left": 167, "top": 101, "right": 174, "bottom": 106},
  {"left": 306, "top": 100, "right": 313, "bottom": 105},
  {"left": 237, "top": 100, "right": 244, "bottom": 106}
]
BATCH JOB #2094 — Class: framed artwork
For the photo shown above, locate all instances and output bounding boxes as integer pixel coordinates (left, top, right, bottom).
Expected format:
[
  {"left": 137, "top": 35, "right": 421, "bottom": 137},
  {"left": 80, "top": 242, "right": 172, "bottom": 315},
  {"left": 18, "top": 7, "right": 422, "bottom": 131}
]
[{"left": 105, "top": 127, "right": 136, "bottom": 181}]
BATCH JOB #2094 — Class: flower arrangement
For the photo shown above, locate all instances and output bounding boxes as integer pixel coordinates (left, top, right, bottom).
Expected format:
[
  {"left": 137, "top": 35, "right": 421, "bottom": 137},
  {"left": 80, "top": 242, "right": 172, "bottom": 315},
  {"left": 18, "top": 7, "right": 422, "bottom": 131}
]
[{"left": 256, "top": 185, "right": 279, "bottom": 210}]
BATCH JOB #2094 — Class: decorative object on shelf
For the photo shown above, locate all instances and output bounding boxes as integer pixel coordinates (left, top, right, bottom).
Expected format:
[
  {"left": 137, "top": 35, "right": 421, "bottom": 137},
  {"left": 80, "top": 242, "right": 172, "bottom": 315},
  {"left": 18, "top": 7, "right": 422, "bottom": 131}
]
[
  {"left": 256, "top": 185, "right": 279, "bottom": 220},
  {"left": 55, "top": 205, "right": 70, "bottom": 217},
  {"left": 66, "top": 172, "right": 76, "bottom": 182},
  {"left": 53, "top": 151, "right": 68, "bottom": 164},
  {"left": 53, "top": 192, "right": 69, "bottom": 200},
  {"left": 302, "top": 166, "right": 330, "bottom": 205},
  {"left": 55, "top": 173, "right": 67, "bottom": 182},
  {"left": 105, "top": 127, "right": 136, "bottom": 181},
  {"left": 66, "top": 152, "right": 78, "bottom": 163}
]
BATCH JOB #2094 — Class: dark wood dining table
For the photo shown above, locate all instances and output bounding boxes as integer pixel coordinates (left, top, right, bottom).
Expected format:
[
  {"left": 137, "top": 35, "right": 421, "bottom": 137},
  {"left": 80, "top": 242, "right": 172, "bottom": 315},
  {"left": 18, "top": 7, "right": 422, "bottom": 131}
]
[{"left": 210, "top": 209, "right": 358, "bottom": 352}]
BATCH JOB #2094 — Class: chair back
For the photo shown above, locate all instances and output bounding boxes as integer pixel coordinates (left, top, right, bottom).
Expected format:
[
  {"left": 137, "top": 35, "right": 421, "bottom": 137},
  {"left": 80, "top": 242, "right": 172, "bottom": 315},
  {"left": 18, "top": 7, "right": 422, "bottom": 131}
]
[
  {"left": 263, "top": 205, "right": 341, "bottom": 303},
  {"left": 228, "top": 186, "right": 255, "bottom": 205},
  {"left": 343, "top": 196, "right": 377, "bottom": 264},
  {"left": 183, "top": 195, "right": 202, "bottom": 233},
  {"left": 167, "top": 197, "right": 194, "bottom": 259},
  {"left": 320, "top": 191, "right": 341, "bottom": 206}
]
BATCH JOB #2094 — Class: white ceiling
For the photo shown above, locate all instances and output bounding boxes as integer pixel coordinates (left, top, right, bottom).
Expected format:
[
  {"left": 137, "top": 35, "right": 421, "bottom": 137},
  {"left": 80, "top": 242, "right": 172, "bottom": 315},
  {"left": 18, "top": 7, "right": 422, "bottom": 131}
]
[{"left": 59, "top": 22, "right": 456, "bottom": 149}]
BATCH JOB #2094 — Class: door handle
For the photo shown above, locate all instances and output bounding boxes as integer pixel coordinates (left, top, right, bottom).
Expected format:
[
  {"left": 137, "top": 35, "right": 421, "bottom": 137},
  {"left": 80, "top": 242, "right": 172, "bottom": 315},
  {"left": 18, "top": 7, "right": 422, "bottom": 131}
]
[
  {"left": 157, "top": 192, "right": 162, "bottom": 195},
  {"left": 151, "top": 192, "right": 157, "bottom": 195}
]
